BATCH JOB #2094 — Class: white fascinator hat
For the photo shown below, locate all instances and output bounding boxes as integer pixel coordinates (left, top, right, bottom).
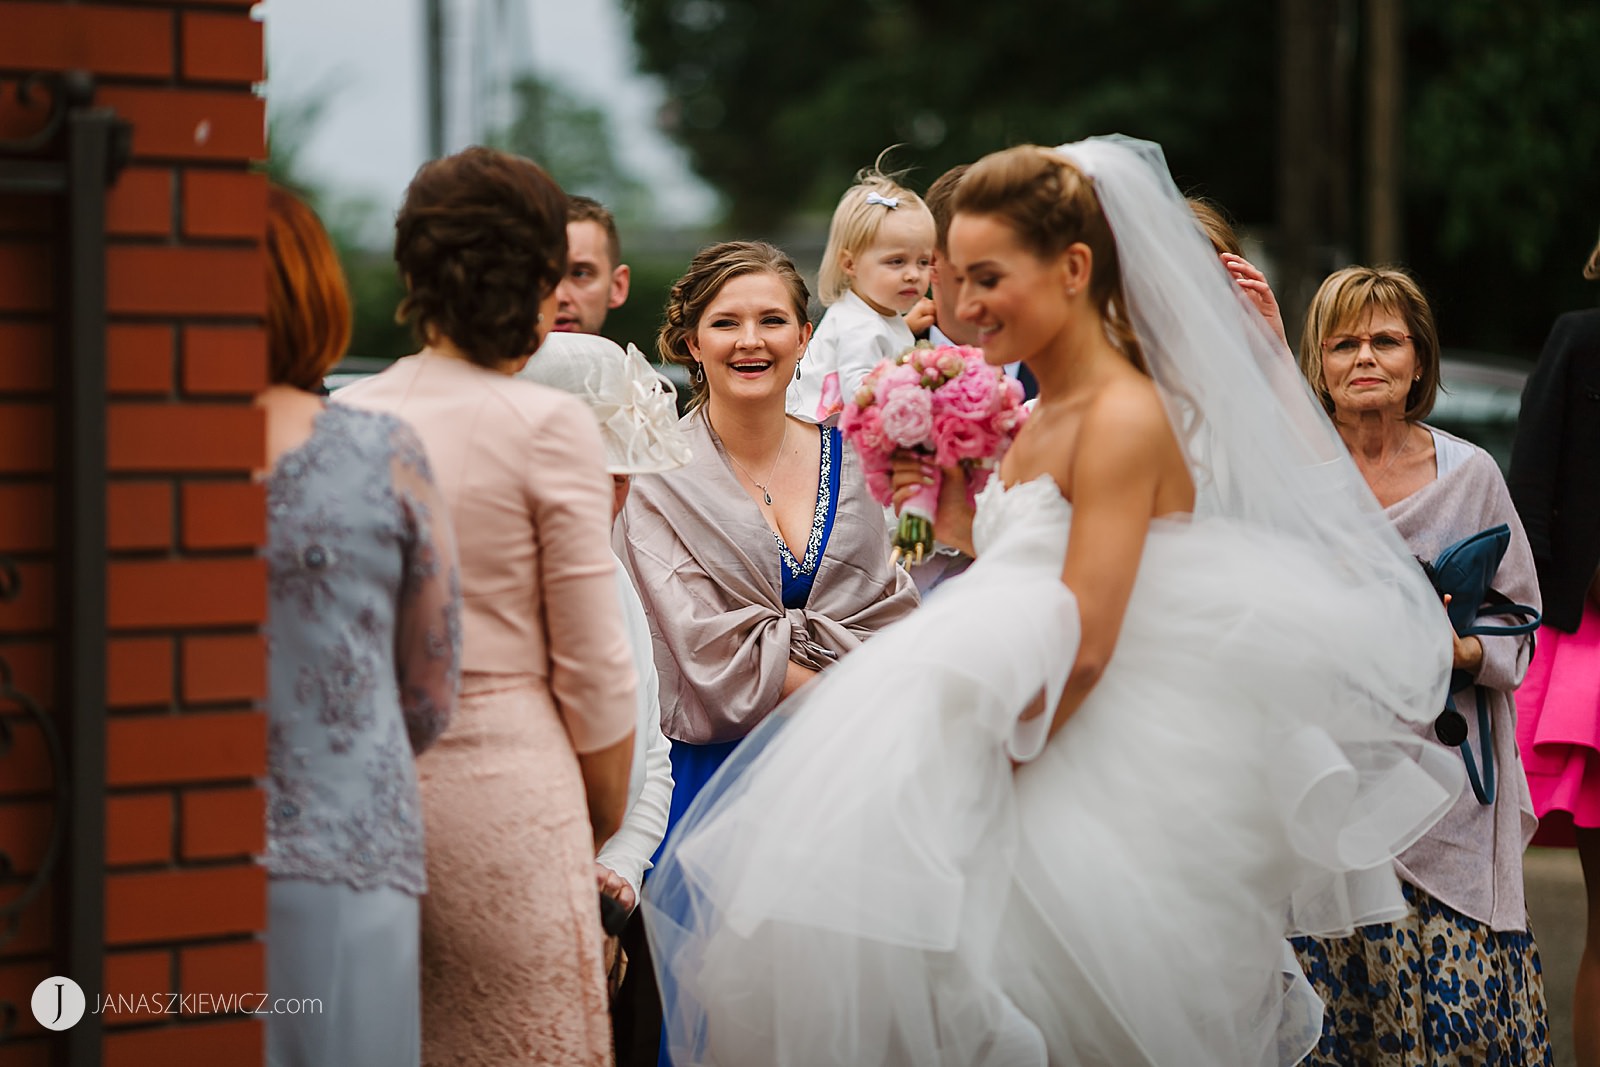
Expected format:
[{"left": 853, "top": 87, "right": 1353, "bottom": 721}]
[{"left": 518, "top": 332, "right": 693, "bottom": 474}]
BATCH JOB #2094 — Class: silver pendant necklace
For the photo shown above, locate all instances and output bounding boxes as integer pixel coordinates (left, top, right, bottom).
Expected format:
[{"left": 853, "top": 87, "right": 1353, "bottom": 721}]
[{"left": 726, "top": 422, "right": 788, "bottom": 506}]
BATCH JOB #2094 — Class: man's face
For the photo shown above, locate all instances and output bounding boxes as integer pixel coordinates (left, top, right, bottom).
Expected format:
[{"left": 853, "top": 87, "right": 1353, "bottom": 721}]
[{"left": 553, "top": 220, "right": 630, "bottom": 334}]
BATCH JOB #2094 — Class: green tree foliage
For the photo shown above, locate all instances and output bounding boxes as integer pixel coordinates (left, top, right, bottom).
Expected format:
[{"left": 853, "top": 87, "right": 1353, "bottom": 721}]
[
  {"left": 621, "top": 0, "right": 1277, "bottom": 231},
  {"left": 492, "top": 75, "right": 654, "bottom": 225},
  {"left": 625, "top": 0, "right": 1600, "bottom": 356},
  {"left": 264, "top": 92, "right": 412, "bottom": 364},
  {"left": 1405, "top": 0, "right": 1600, "bottom": 352},
  {"left": 492, "top": 75, "right": 686, "bottom": 356}
]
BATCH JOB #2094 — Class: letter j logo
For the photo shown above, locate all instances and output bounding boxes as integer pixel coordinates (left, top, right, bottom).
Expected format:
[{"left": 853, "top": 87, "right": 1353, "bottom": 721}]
[{"left": 30, "top": 976, "right": 86, "bottom": 1031}]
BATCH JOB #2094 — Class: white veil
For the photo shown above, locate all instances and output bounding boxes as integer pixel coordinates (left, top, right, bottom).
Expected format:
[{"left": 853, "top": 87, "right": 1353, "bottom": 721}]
[
  {"left": 643, "top": 136, "right": 1463, "bottom": 1067},
  {"left": 1053, "top": 135, "right": 1459, "bottom": 928}
]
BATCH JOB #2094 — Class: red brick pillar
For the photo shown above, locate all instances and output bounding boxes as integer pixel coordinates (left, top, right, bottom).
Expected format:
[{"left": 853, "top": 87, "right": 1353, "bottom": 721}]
[{"left": 0, "top": 3, "right": 271, "bottom": 1064}]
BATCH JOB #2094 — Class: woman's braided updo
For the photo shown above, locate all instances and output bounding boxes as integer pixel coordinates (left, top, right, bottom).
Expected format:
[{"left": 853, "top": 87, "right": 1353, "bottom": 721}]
[
  {"left": 393, "top": 146, "right": 568, "bottom": 369},
  {"left": 657, "top": 241, "right": 811, "bottom": 409}
]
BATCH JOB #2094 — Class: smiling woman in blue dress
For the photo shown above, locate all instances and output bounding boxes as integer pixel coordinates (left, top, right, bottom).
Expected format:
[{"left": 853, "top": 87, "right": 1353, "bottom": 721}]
[{"left": 615, "top": 241, "right": 919, "bottom": 842}]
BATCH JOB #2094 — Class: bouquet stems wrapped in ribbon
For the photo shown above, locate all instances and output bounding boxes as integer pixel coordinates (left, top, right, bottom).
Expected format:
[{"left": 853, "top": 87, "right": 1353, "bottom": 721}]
[{"left": 840, "top": 343, "right": 1029, "bottom": 567}]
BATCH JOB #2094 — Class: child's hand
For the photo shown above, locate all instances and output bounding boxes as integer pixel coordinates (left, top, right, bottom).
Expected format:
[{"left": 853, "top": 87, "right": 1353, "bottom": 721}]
[{"left": 904, "top": 297, "right": 937, "bottom": 337}]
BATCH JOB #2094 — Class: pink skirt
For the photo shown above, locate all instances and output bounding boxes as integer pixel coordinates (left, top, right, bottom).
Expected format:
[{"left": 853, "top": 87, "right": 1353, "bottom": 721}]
[
  {"left": 419, "top": 672, "right": 611, "bottom": 1066},
  {"left": 1517, "top": 600, "right": 1600, "bottom": 845}
]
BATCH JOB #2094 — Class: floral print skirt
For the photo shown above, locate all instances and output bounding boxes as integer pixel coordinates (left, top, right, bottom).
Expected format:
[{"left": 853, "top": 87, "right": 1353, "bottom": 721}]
[{"left": 1290, "top": 882, "right": 1553, "bottom": 1067}]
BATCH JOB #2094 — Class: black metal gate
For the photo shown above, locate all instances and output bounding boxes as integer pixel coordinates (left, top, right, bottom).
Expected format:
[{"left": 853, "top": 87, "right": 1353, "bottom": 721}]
[{"left": 0, "top": 70, "right": 129, "bottom": 1066}]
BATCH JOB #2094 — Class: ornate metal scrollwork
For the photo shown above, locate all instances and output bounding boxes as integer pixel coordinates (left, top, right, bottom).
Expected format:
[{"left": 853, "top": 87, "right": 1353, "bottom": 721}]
[
  {"left": 0, "top": 71, "right": 95, "bottom": 155},
  {"left": 0, "top": 563, "right": 69, "bottom": 1043}
]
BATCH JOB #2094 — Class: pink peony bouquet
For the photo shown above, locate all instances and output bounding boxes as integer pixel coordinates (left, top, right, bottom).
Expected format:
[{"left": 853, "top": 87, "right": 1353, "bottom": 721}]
[{"left": 840, "top": 343, "right": 1029, "bottom": 567}]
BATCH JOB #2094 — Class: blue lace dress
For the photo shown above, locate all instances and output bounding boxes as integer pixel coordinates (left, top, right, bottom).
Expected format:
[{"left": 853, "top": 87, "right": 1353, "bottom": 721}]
[{"left": 264, "top": 404, "right": 461, "bottom": 1067}]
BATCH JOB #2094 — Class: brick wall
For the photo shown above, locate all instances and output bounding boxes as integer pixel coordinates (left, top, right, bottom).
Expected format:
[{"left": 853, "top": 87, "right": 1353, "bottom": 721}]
[{"left": 0, "top": 2, "right": 269, "bottom": 1063}]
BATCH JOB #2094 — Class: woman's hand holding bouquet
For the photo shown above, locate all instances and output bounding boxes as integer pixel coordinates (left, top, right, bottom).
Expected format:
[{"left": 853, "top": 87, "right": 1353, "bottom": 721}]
[{"left": 840, "top": 343, "right": 1028, "bottom": 567}]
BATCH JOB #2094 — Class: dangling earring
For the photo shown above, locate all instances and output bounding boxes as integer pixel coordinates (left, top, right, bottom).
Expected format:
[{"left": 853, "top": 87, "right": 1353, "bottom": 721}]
[
  {"left": 693, "top": 362, "right": 704, "bottom": 384},
  {"left": 794, "top": 362, "right": 802, "bottom": 381}
]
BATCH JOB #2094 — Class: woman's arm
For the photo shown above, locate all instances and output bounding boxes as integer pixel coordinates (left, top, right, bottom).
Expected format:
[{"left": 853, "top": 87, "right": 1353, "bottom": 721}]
[
  {"left": 782, "top": 661, "right": 819, "bottom": 697},
  {"left": 389, "top": 421, "right": 462, "bottom": 754},
  {"left": 1464, "top": 460, "right": 1542, "bottom": 696},
  {"left": 614, "top": 489, "right": 803, "bottom": 738},
  {"left": 531, "top": 399, "right": 637, "bottom": 846},
  {"left": 596, "top": 576, "right": 677, "bottom": 906},
  {"left": 1046, "top": 385, "right": 1177, "bottom": 739}
]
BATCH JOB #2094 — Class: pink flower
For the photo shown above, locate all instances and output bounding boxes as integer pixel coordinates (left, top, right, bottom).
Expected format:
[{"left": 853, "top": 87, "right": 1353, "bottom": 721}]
[
  {"left": 879, "top": 387, "right": 935, "bottom": 449},
  {"left": 875, "top": 362, "right": 921, "bottom": 401},
  {"left": 841, "top": 401, "right": 888, "bottom": 455},
  {"left": 862, "top": 462, "right": 893, "bottom": 506},
  {"left": 935, "top": 351, "right": 966, "bottom": 379},
  {"left": 931, "top": 409, "right": 998, "bottom": 467},
  {"left": 1000, "top": 375, "right": 1025, "bottom": 409},
  {"left": 935, "top": 360, "right": 1000, "bottom": 418}
]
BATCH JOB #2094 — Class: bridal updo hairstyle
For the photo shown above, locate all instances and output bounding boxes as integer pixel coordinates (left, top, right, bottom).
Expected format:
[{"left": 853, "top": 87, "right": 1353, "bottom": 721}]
[
  {"left": 953, "top": 145, "right": 1146, "bottom": 372},
  {"left": 393, "top": 146, "right": 568, "bottom": 368},
  {"left": 657, "top": 240, "right": 811, "bottom": 410}
]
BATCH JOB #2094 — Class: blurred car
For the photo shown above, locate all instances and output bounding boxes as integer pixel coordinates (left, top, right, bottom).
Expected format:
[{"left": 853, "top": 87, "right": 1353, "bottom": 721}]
[
  {"left": 326, "top": 354, "right": 697, "bottom": 412},
  {"left": 323, "top": 356, "right": 391, "bottom": 393},
  {"left": 1431, "top": 351, "right": 1530, "bottom": 473}
]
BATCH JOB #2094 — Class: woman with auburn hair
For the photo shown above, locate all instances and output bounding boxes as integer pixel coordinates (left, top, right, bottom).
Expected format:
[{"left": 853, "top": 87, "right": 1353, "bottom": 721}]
[
  {"left": 644, "top": 141, "right": 1459, "bottom": 1066},
  {"left": 260, "top": 184, "right": 462, "bottom": 1067},
  {"left": 337, "top": 147, "right": 636, "bottom": 1066}
]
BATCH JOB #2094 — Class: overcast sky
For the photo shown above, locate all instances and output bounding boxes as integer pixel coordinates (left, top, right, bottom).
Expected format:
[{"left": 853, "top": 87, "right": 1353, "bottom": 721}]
[{"left": 260, "top": 0, "right": 715, "bottom": 225}]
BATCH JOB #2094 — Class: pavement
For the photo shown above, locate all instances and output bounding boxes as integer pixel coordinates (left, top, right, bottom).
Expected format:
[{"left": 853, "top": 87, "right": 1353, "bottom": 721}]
[{"left": 1526, "top": 846, "right": 1586, "bottom": 1067}]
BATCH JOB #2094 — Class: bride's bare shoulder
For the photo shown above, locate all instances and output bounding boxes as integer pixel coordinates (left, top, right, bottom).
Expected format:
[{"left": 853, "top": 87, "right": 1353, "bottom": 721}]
[{"left": 1074, "top": 375, "right": 1172, "bottom": 457}]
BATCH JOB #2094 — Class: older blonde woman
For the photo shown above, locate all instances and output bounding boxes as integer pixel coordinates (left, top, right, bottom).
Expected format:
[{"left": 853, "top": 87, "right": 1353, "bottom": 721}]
[{"left": 1292, "top": 265, "right": 1553, "bottom": 1066}]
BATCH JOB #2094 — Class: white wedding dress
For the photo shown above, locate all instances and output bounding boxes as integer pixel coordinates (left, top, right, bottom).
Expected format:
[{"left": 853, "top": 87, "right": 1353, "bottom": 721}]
[{"left": 645, "top": 472, "right": 1464, "bottom": 1067}]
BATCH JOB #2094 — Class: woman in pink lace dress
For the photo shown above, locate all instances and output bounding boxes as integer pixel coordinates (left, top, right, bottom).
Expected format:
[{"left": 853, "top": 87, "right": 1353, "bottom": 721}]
[{"left": 339, "top": 147, "right": 637, "bottom": 1066}]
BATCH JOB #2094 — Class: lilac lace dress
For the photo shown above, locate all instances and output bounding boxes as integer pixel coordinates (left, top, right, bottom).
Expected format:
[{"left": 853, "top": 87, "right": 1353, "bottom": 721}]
[{"left": 263, "top": 404, "right": 461, "bottom": 1067}]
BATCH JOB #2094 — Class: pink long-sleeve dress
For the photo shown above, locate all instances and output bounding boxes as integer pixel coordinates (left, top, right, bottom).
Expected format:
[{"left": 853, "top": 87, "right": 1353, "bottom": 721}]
[{"left": 340, "top": 353, "right": 637, "bottom": 1066}]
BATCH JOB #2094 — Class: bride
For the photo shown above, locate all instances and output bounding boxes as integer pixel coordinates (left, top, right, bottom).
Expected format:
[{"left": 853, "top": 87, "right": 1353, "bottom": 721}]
[{"left": 643, "top": 136, "right": 1465, "bottom": 1066}]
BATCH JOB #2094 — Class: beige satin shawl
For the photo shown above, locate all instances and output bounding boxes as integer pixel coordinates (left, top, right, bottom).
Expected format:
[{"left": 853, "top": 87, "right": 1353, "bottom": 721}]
[{"left": 615, "top": 409, "right": 919, "bottom": 744}]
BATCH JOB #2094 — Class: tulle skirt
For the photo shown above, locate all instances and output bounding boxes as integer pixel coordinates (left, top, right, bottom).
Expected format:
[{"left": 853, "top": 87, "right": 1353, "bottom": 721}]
[
  {"left": 645, "top": 488, "right": 1461, "bottom": 1067},
  {"left": 995, "top": 517, "right": 1463, "bottom": 1067}
]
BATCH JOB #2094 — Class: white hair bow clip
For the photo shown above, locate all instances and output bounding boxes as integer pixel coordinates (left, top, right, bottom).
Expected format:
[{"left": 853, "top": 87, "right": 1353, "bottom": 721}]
[{"left": 865, "top": 192, "right": 900, "bottom": 209}]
